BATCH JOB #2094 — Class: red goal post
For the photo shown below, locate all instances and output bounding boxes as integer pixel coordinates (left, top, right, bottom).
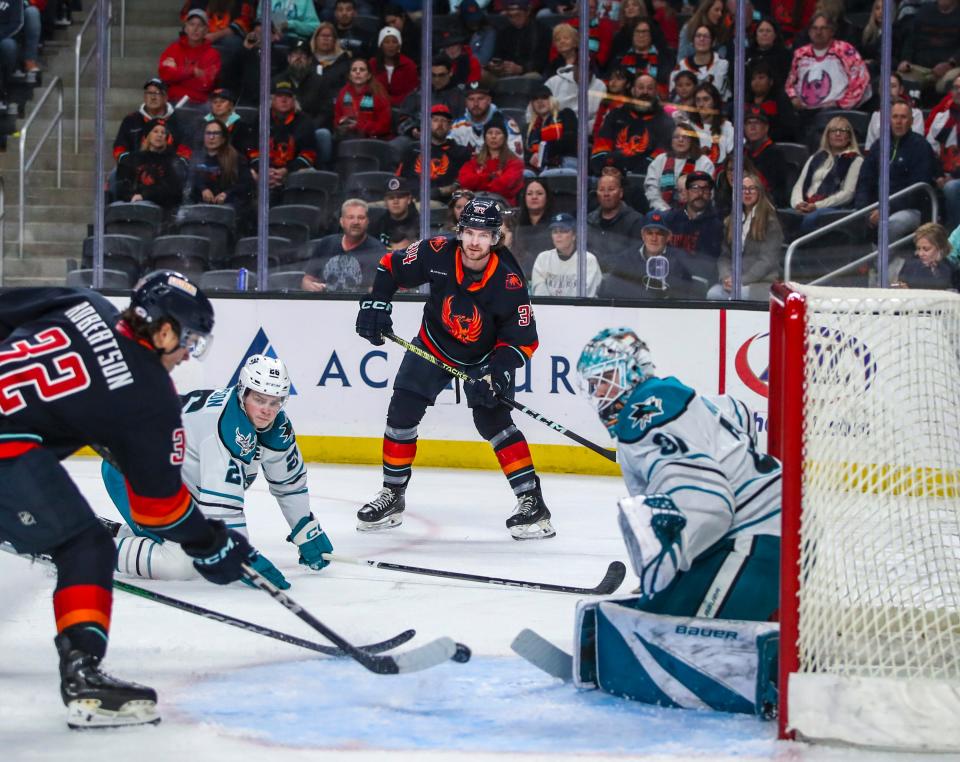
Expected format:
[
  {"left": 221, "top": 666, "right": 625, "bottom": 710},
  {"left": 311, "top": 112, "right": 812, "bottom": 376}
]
[{"left": 768, "top": 282, "right": 960, "bottom": 752}]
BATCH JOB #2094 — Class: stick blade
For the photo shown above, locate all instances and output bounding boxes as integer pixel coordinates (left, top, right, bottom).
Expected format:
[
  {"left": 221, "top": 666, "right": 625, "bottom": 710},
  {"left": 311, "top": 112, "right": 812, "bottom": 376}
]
[
  {"left": 511, "top": 628, "right": 573, "bottom": 682},
  {"left": 391, "top": 636, "right": 459, "bottom": 674},
  {"left": 593, "top": 561, "right": 627, "bottom": 595}
]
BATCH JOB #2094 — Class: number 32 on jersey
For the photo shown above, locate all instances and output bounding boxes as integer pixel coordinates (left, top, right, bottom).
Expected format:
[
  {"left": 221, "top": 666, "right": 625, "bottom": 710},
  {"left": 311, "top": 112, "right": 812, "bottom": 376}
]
[{"left": 0, "top": 328, "right": 91, "bottom": 414}]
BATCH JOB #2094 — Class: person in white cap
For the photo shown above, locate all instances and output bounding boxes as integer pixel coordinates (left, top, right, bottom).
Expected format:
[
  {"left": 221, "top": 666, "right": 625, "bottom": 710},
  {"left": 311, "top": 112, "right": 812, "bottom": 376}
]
[
  {"left": 158, "top": 9, "right": 222, "bottom": 104},
  {"left": 370, "top": 25, "right": 419, "bottom": 107}
]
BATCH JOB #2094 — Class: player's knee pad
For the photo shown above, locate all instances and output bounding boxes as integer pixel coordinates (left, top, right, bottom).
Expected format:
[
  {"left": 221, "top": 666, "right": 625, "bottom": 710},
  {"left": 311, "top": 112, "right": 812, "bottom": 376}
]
[
  {"left": 574, "top": 598, "right": 779, "bottom": 717},
  {"left": 472, "top": 405, "right": 514, "bottom": 441},
  {"left": 115, "top": 533, "right": 197, "bottom": 581},
  {"left": 51, "top": 522, "right": 116, "bottom": 590},
  {"left": 386, "top": 389, "right": 431, "bottom": 431}
]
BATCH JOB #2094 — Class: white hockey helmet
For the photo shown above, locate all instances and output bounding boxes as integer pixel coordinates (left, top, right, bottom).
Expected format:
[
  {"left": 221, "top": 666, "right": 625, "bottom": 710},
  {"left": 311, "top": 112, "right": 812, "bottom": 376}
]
[
  {"left": 577, "top": 328, "right": 656, "bottom": 431},
  {"left": 237, "top": 354, "right": 290, "bottom": 407}
]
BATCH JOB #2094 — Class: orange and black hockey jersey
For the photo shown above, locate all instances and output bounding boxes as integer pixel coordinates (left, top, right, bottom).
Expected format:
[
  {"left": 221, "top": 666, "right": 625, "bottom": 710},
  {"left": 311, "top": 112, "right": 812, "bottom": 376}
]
[
  {"left": 249, "top": 109, "right": 317, "bottom": 172},
  {"left": 590, "top": 104, "right": 674, "bottom": 175},
  {"left": 371, "top": 236, "right": 539, "bottom": 370}
]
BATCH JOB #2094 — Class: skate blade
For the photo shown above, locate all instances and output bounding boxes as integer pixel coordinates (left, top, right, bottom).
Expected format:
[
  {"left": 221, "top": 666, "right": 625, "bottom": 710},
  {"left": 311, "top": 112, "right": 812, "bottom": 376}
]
[
  {"left": 66, "top": 698, "right": 160, "bottom": 729},
  {"left": 356, "top": 514, "right": 403, "bottom": 533},
  {"left": 510, "top": 520, "right": 557, "bottom": 541}
]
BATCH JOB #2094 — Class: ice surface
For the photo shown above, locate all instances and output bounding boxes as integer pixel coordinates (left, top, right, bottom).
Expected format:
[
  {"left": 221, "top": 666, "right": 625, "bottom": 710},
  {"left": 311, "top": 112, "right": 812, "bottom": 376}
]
[{"left": 1, "top": 460, "right": 953, "bottom": 761}]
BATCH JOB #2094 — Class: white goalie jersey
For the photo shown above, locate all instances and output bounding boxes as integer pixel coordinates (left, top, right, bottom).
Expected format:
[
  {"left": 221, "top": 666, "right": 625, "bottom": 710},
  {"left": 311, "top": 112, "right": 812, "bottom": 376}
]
[
  {"left": 178, "top": 386, "right": 311, "bottom": 535},
  {"left": 613, "top": 376, "right": 781, "bottom": 564}
]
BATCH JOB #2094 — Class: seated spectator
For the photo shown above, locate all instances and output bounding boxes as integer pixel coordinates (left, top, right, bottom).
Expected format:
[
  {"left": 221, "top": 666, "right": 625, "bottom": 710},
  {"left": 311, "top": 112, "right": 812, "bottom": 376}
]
[
  {"left": 529, "top": 213, "right": 601, "bottom": 297},
  {"left": 746, "top": 16, "right": 792, "bottom": 88},
  {"left": 333, "top": 59, "right": 393, "bottom": 140},
  {"left": 370, "top": 176, "right": 420, "bottom": 247},
  {"left": 669, "top": 24, "right": 730, "bottom": 101},
  {"left": 201, "top": 87, "right": 256, "bottom": 160},
  {"left": 598, "top": 209, "right": 700, "bottom": 298},
  {"left": 395, "top": 55, "right": 465, "bottom": 142},
  {"left": 301, "top": 199, "right": 387, "bottom": 292},
  {"left": 948, "top": 220, "right": 960, "bottom": 262},
  {"left": 855, "top": 99, "right": 938, "bottom": 243},
  {"left": 791, "top": 115, "right": 863, "bottom": 233},
  {"left": 594, "top": 67, "right": 634, "bottom": 140},
  {"left": 664, "top": 170, "right": 723, "bottom": 289},
  {"left": 785, "top": 13, "right": 871, "bottom": 121},
  {"left": 179, "top": 0, "right": 253, "bottom": 93},
  {"left": 158, "top": 9, "right": 222, "bottom": 105},
  {"left": 524, "top": 85, "right": 578, "bottom": 174},
  {"left": 460, "top": 0, "right": 496, "bottom": 67},
  {"left": 436, "top": 28, "right": 482, "bottom": 88},
  {"left": 451, "top": 82, "right": 524, "bottom": 156},
  {"left": 677, "top": 0, "right": 731, "bottom": 61},
  {"left": 567, "top": 0, "right": 618, "bottom": 71},
  {"left": 259, "top": 0, "right": 320, "bottom": 44},
  {"left": 513, "top": 177, "right": 556, "bottom": 275},
  {"left": 544, "top": 23, "right": 579, "bottom": 80},
  {"left": 690, "top": 82, "right": 733, "bottom": 169},
  {"left": 1, "top": 0, "right": 41, "bottom": 83},
  {"left": 645, "top": 122, "right": 715, "bottom": 211},
  {"left": 443, "top": 189, "right": 475, "bottom": 233},
  {"left": 545, "top": 58, "right": 607, "bottom": 135},
  {"left": 188, "top": 117, "right": 254, "bottom": 211},
  {"left": 713, "top": 154, "right": 760, "bottom": 218},
  {"left": 894, "top": 222, "right": 958, "bottom": 288},
  {"left": 708, "top": 173, "right": 783, "bottom": 300},
  {"left": 236, "top": 21, "right": 286, "bottom": 105},
  {"left": 382, "top": 4, "right": 420, "bottom": 63},
  {"left": 743, "top": 106, "right": 786, "bottom": 206},
  {"left": 591, "top": 72, "right": 673, "bottom": 175},
  {"left": 310, "top": 22, "right": 351, "bottom": 97},
  {"left": 610, "top": 0, "right": 652, "bottom": 61},
  {"left": 746, "top": 59, "right": 798, "bottom": 143},
  {"left": 397, "top": 104, "right": 471, "bottom": 203},
  {"left": 457, "top": 114, "right": 525, "bottom": 205},
  {"left": 613, "top": 19, "right": 674, "bottom": 97},
  {"left": 772, "top": 0, "right": 816, "bottom": 44},
  {"left": 651, "top": 0, "right": 680, "bottom": 50},
  {"left": 486, "top": 0, "right": 550, "bottom": 80},
  {"left": 114, "top": 78, "right": 190, "bottom": 165},
  {"left": 927, "top": 74, "right": 960, "bottom": 228},
  {"left": 369, "top": 26, "right": 418, "bottom": 107},
  {"left": 859, "top": 0, "right": 905, "bottom": 77},
  {"left": 588, "top": 168, "right": 646, "bottom": 268},
  {"left": 251, "top": 80, "right": 317, "bottom": 204},
  {"left": 896, "top": 0, "right": 960, "bottom": 99},
  {"left": 275, "top": 40, "right": 333, "bottom": 167},
  {"left": 116, "top": 120, "right": 185, "bottom": 215},
  {"left": 333, "top": 0, "right": 373, "bottom": 60},
  {"left": 666, "top": 70, "right": 698, "bottom": 122},
  {"left": 865, "top": 73, "right": 923, "bottom": 150}
]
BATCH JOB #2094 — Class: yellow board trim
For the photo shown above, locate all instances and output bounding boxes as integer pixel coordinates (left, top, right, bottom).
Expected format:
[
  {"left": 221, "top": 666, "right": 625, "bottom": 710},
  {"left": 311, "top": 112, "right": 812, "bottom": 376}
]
[{"left": 76, "top": 437, "right": 621, "bottom": 476}]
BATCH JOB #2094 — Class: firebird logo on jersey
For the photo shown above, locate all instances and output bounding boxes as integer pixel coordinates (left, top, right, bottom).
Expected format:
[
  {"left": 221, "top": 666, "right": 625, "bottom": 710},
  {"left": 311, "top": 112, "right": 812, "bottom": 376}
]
[
  {"left": 615, "top": 127, "right": 650, "bottom": 157},
  {"left": 429, "top": 236, "right": 446, "bottom": 253},
  {"left": 414, "top": 154, "right": 451, "bottom": 179},
  {"left": 235, "top": 428, "right": 256, "bottom": 457},
  {"left": 629, "top": 396, "right": 663, "bottom": 428},
  {"left": 505, "top": 273, "right": 522, "bottom": 290},
  {"left": 441, "top": 297, "right": 483, "bottom": 344}
]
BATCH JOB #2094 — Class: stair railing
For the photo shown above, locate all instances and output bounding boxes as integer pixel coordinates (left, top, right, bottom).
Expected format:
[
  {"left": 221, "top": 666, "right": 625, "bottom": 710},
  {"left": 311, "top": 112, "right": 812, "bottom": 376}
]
[{"left": 18, "top": 77, "right": 64, "bottom": 257}]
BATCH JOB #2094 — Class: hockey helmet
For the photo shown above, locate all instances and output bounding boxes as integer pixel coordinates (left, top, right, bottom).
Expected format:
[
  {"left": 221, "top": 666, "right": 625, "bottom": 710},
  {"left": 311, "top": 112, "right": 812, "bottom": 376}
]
[
  {"left": 458, "top": 198, "right": 502, "bottom": 245},
  {"left": 131, "top": 270, "right": 214, "bottom": 358},
  {"left": 577, "top": 328, "right": 656, "bottom": 432},
  {"left": 237, "top": 354, "right": 291, "bottom": 409}
]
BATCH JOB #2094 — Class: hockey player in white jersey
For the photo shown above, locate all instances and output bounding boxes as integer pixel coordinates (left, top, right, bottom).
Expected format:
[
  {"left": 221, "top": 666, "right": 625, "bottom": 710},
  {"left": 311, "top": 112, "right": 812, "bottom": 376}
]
[
  {"left": 102, "top": 355, "right": 333, "bottom": 589},
  {"left": 557, "top": 327, "right": 781, "bottom": 715}
]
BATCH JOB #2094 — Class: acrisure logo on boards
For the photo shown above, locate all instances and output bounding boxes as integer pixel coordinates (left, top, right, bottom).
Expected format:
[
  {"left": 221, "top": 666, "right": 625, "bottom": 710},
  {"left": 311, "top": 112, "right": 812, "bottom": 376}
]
[
  {"left": 229, "top": 328, "right": 298, "bottom": 395},
  {"left": 734, "top": 331, "right": 770, "bottom": 397}
]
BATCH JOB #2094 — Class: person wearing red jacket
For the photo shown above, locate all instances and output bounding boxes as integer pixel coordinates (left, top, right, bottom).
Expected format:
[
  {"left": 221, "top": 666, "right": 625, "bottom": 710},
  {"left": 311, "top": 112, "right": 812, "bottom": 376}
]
[
  {"left": 369, "top": 25, "right": 418, "bottom": 108},
  {"left": 334, "top": 58, "right": 393, "bottom": 140},
  {"left": 158, "top": 9, "right": 222, "bottom": 105},
  {"left": 457, "top": 113, "right": 525, "bottom": 206}
]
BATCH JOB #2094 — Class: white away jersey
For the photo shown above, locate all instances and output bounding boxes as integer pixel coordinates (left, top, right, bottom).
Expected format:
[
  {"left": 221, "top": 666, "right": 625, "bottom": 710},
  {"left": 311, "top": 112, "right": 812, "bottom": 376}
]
[
  {"left": 614, "top": 376, "right": 780, "bottom": 564},
  {"left": 177, "top": 386, "right": 310, "bottom": 534}
]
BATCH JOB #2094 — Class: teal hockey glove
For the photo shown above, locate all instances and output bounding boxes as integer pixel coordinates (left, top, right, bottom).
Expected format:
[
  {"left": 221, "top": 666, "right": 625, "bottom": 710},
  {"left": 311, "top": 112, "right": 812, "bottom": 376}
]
[
  {"left": 240, "top": 551, "right": 291, "bottom": 590},
  {"left": 287, "top": 514, "right": 333, "bottom": 571}
]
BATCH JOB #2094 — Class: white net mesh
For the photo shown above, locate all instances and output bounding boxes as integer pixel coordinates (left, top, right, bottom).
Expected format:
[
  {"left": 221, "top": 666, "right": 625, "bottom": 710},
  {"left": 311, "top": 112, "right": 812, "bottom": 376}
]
[{"left": 794, "top": 285, "right": 960, "bottom": 681}]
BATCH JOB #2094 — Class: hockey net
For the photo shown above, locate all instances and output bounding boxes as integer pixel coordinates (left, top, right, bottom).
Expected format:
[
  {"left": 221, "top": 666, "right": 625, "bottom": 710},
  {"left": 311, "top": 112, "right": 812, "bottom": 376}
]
[{"left": 768, "top": 283, "right": 960, "bottom": 752}]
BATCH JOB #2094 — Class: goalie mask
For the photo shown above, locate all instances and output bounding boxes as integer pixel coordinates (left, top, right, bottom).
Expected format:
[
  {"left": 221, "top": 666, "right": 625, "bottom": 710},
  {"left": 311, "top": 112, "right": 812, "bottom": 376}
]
[
  {"left": 577, "top": 328, "right": 656, "bottom": 433},
  {"left": 238, "top": 355, "right": 290, "bottom": 416}
]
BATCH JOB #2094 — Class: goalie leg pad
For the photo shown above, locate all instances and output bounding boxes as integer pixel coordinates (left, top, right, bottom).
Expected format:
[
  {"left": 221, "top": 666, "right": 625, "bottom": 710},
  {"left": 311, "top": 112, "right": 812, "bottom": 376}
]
[{"left": 580, "top": 601, "right": 779, "bottom": 716}]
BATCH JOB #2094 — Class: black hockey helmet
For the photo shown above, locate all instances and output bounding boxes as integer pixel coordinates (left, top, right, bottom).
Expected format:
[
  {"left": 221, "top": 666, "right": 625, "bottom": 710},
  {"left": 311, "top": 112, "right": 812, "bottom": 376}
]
[
  {"left": 458, "top": 198, "right": 502, "bottom": 244},
  {"left": 131, "top": 270, "right": 215, "bottom": 357}
]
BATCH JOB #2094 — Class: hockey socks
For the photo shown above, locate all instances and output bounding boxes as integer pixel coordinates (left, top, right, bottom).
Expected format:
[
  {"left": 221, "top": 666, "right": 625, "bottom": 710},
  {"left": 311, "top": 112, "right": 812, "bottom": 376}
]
[
  {"left": 490, "top": 425, "right": 536, "bottom": 495},
  {"left": 381, "top": 424, "right": 417, "bottom": 490}
]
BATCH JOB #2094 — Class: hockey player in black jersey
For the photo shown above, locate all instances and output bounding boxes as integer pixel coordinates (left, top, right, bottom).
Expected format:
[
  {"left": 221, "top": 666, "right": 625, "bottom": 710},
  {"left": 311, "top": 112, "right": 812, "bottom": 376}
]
[
  {"left": 0, "top": 271, "right": 265, "bottom": 729},
  {"left": 355, "top": 199, "right": 555, "bottom": 540}
]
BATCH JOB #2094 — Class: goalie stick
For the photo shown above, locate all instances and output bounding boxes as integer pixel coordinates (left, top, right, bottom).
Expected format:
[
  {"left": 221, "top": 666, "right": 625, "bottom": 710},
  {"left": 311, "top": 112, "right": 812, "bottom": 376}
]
[
  {"left": 511, "top": 628, "right": 573, "bottom": 681},
  {"left": 324, "top": 553, "right": 627, "bottom": 596},
  {"left": 383, "top": 332, "right": 618, "bottom": 463},
  {"left": 0, "top": 540, "right": 415, "bottom": 658}
]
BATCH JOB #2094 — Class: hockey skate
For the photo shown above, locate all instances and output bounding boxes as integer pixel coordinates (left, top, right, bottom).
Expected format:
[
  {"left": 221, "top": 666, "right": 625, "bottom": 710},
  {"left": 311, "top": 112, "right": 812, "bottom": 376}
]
[
  {"left": 356, "top": 486, "right": 405, "bottom": 532},
  {"left": 56, "top": 634, "right": 159, "bottom": 729},
  {"left": 507, "top": 481, "right": 556, "bottom": 540}
]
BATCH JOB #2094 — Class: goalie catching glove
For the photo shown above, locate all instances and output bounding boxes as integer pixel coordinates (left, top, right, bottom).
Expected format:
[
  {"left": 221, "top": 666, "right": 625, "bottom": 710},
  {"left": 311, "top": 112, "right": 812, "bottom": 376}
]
[
  {"left": 287, "top": 514, "right": 334, "bottom": 570},
  {"left": 618, "top": 494, "right": 687, "bottom": 598},
  {"left": 465, "top": 353, "right": 515, "bottom": 408},
  {"left": 356, "top": 299, "right": 393, "bottom": 346}
]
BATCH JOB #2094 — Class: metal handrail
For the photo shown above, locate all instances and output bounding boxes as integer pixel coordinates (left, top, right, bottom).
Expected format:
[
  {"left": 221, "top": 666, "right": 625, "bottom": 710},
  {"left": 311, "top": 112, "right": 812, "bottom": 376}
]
[
  {"left": 808, "top": 236, "right": 914, "bottom": 286},
  {"left": 19, "top": 77, "right": 64, "bottom": 258},
  {"left": 783, "top": 182, "right": 939, "bottom": 283},
  {"left": 74, "top": 5, "right": 100, "bottom": 152}
]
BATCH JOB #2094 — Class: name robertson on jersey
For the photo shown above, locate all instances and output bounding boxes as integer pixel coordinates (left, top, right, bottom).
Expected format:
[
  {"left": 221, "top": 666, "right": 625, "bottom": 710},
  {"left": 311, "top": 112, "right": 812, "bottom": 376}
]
[{"left": 63, "top": 302, "right": 134, "bottom": 390}]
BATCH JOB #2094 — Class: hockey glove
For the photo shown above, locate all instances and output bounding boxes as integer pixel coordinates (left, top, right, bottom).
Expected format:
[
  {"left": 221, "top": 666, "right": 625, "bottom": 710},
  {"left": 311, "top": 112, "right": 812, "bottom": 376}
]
[
  {"left": 181, "top": 519, "right": 258, "bottom": 586},
  {"left": 356, "top": 299, "right": 393, "bottom": 346},
  {"left": 240, "top": 553, "right": 291, "bottom": 590},
  {"left": 465, "top": 355, "right": 514, "bottom": 409},
  {"left": 287, "top": 514, "right": 333, "bottom": 571},
  {"left": 618, "top": 494, "right": 687, "bottom": 598}
]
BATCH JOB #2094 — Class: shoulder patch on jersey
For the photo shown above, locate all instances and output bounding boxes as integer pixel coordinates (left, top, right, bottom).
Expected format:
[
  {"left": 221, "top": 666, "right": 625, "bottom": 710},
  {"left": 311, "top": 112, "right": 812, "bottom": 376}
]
[
  {"left": 628, "top": 396, "right": 664, "bottom": 428},
  {"left": 218, "top": 390, "right": 258, "bottom": 463},
  {"left": 505, "top": 118, "right": 520, "bottom": 133},
  {"left": 234, "top": 428, "right": 256, "bottom": 457},
  {"left": 505, "top": 273, "right": 523, "bottom": 290},
  {"left": 616, "top": 377, "right": 696, "bottom": 444},
  {"left": 258, "top": 411, "right": 296, "bottom": 451},
  {"left": 429, "top": 236, "right": 446, "bottom": 253}
]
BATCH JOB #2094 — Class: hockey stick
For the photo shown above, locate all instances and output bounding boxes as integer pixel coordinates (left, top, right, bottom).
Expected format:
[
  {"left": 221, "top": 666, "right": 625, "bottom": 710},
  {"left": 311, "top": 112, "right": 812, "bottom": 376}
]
[
  {"left": 511, "top": 628, "right": 573, "bottom": 681},
  {"left": 383, "top": 332, "right": 618, "bottom": 463},
  {"left": 241, "top": 562, "right": 469, "bottom": 673},
  {"left": 0, "top": 540, "right": 414, "bottom": 658},
  {"left": 323, "top": 553, "right": 626, "bottom": 596}
]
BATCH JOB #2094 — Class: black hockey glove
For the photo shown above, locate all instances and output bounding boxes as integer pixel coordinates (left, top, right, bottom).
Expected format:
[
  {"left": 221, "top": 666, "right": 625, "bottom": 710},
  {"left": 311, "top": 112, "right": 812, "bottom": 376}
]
[
  {"left": 181, "top": 519, "right": 258, "bottom": 586},
  {"left": 356, "top": 299, "right": 393, "bottom": 346},
  {"left": 465, "top": 355, "right": 514, "bottom": 409}
]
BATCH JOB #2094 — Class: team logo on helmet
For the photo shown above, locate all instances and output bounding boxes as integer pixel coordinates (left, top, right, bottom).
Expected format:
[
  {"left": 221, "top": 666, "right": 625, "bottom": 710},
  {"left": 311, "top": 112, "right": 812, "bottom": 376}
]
[{"left": 441, "top": 296, "right": 483, "bottom": 344}]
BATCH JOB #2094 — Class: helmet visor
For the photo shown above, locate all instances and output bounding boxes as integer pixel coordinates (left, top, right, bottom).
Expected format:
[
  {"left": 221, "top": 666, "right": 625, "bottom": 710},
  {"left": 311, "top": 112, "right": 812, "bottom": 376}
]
[{"left": 180, "top": 329, "right": 213, "bottom": 360}]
